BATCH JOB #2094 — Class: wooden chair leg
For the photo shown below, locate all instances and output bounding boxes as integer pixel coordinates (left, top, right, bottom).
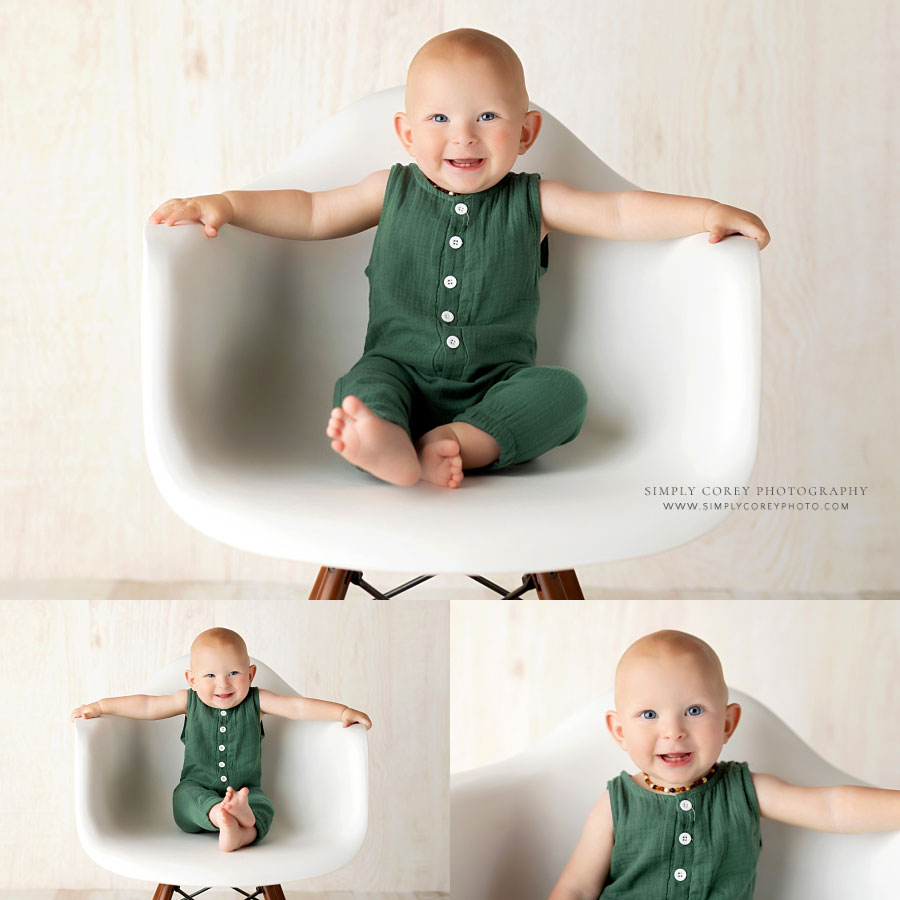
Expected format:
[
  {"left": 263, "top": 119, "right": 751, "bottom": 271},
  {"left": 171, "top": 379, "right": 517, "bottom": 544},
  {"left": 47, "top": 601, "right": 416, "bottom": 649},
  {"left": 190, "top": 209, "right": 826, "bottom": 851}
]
[
  {"left": 262, "top": 885, "right": 287, "bottom": 900},
  {"left": 531, "top": 570, "right": 584, "bottom": 599},
  {"left": 151, "top": 887, "right": 174, "bottom": 900},
  {"left": 308, "top": 566, "right": 356, "bottom": 599}
]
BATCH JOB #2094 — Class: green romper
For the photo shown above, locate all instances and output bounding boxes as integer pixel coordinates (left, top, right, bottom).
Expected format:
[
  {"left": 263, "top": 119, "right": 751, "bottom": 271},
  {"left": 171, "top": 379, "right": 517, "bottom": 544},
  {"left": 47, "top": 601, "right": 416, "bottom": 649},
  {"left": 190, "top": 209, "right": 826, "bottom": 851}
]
[
  {"left": 603, "top": 761, "right": 761, "bottom": 899},
  {"left": 334, "top": 162, "right": 588, "bottom": 469},
  {"left": 172, "top": 686, "right": 274, "bottom": 842}
]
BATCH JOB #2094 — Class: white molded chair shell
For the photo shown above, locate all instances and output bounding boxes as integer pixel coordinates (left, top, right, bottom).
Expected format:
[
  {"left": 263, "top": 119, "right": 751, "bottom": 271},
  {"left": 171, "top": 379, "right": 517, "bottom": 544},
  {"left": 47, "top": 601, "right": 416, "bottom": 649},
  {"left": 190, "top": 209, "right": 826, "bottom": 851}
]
[
  {"left": 450, "top": 689, "right": 898, "bottom": 899},
  {"left": 73, "top": 658, "right": 368, "bottom": 887},
  {"left": 143, "top": 86, "right": 761, "bottom": 573}
]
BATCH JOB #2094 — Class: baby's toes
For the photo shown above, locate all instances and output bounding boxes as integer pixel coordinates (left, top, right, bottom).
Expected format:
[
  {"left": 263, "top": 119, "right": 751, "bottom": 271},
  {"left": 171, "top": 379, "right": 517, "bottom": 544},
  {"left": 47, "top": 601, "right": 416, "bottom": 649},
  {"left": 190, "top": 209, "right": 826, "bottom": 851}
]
[{"left": 326, "top": 409, "right": 345, "bottom": 438}]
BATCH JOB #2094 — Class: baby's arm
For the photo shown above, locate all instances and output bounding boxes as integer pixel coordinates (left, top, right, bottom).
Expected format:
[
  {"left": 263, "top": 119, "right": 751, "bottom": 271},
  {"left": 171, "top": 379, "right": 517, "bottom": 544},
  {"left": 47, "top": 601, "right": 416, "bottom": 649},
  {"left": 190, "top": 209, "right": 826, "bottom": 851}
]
[
  {"left": 149, "top": 169, "right": 389, "bottom": 241},
  {"left": 753, "top": 772, "right": 900, "bottom": 832},
  {"left": 547, "top": 791, "right": 614, "bottom": 900},
  {"left": 539, "top": 181, "right": 769, "bottom": 250},
  {"left": 71, "top": 689, "right": 188, "bottom": 721},
  {"left": 257, "top": 689, "right": 372, "bottom": 729}
]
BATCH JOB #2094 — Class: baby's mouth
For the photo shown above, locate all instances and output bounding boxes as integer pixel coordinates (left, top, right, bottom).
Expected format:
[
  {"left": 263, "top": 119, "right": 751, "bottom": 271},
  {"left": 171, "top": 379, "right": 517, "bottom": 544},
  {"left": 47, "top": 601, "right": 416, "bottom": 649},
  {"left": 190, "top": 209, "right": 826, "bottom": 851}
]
[
  {"left": 447, "top": 158, "right": 485, "bottom": 169},
  {"left": 658, "top": 752, "right": 693, "bottom": 766},
  {"left": 215, "top": 692, "right": 234, "bottom": 700}
]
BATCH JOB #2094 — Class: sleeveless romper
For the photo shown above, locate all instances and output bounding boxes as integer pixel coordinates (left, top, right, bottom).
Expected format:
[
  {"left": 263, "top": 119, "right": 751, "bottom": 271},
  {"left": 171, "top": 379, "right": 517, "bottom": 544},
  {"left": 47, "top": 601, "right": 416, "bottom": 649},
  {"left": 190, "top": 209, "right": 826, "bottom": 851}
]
[
  {"left": 603, "top": 761, "right": 761, "bottom": 899},
  {"left": 172, "top": 685, "right": 274, "bottom": 842},
  {"left": 333, "top": 162, "right": 588, "bottom": 469}
]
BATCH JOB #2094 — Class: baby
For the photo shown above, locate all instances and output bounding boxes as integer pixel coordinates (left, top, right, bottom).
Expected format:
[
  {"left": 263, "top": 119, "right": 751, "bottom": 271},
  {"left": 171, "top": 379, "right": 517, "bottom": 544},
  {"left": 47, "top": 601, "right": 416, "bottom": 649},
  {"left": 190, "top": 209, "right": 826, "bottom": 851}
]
[
  {"left": 71, "top": 627, "right": 372, "bottom": 852},
  {"left": 149, "top": 29, "right": 770, "bottom": 489},
  {"left": 548, "top": 630, "right": 900, "bottom": 899}
]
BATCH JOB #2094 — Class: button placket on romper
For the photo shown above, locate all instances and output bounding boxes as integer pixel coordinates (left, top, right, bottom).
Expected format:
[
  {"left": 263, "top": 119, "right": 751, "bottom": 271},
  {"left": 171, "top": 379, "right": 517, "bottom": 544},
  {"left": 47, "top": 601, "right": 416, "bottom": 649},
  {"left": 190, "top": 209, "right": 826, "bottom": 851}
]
[
  {"left": 218, "top": 708, "right": 228, "bottom": 783},
  {"left": 669, "top": 796, "right": 694, "bottom": 897},
  {"left": 435, "top": 200, "right": 469, "bottom": 378}
]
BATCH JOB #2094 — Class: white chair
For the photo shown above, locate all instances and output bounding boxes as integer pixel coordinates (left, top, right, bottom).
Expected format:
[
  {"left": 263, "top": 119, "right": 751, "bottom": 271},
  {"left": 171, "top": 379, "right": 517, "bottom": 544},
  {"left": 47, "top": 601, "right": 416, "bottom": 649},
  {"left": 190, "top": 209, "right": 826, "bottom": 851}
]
[
  {"left": 73, "top": 658, "right": 368, "bottom": 899},
  {"left": 450, "top": 689, "right": 898, "bottom": 899},
  {"left": 142, "top": 86, "right": 761, "bottom": 598}
]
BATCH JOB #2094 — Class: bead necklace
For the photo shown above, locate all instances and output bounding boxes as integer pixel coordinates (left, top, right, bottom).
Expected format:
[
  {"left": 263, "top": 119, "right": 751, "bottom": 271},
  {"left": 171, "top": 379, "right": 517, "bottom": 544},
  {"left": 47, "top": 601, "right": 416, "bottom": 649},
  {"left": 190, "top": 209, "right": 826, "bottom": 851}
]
[{"left": 643, "top": 764, "right": 717, "bottom": 793}]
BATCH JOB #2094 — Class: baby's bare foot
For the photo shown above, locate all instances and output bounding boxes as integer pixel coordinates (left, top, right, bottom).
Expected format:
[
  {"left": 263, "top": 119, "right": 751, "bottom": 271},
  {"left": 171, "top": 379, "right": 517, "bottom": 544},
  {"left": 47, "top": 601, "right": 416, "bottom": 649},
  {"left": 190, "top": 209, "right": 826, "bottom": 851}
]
[
  {"left": 326, "top": 396, "right": 420, "bottom": 486},
  {"left": 221, "top": 785, "right": 256, "bottom": 829},
  {"left": 218, "top": 808, "right": 244, "bottom": 852},
  {"left": 418, "top": 438, "right": 464, "bottom": 489}
]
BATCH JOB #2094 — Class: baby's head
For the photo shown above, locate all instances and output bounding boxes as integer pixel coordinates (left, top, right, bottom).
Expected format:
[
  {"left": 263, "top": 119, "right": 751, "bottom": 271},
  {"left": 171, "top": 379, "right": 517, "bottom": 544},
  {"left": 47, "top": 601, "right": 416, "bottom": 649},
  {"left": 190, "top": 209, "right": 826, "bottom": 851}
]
[
  {"left": 185, "top": 627, "right": 256, "bottom": 710},
  {"left": 605, "top": 630, "right": 741, "bottom": 790},
  {"left": 394, "top": 29, "right": 542, "bottom": 195}
]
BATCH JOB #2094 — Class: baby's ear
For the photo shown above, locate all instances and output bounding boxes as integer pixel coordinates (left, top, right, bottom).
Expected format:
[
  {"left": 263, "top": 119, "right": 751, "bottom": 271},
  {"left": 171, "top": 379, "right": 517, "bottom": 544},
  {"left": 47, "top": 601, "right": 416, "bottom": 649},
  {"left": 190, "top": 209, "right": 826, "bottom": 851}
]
[
  {"left": 248, "top": 664, "right": 257, "bottom": 683},
  {"left": 393, "top": 112, "right": 414, "bottom": 154},
  {"left": 606, "top": 709, "right": 626, "bottom": 747},
  {"left": 723, "top": 702, "right": 742, "bottom": 742},
  {"left": 184, "top": 669, "right": 194, "bottom": 689}
]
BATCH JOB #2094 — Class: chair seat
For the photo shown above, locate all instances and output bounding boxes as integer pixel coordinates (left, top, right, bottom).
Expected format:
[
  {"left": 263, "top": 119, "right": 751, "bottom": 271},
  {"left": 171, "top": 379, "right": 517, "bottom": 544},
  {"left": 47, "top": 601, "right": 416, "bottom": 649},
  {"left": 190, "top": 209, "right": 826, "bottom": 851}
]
[
  {"left": 143, "top": 86, "right": 761, "bottom": 572},
  {"left": 74, "top": 659, "right": 368, "bottom": 886},
  {"left": 450, "top": 689, "right": 899, "bottom": 900}
]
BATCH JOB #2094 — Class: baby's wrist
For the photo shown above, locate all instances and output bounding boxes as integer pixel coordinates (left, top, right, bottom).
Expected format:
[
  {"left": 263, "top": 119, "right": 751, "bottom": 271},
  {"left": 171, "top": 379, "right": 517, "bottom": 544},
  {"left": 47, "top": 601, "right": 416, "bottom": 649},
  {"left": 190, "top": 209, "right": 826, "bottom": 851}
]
[
  {"left": 702, "top": 201, "right": 722, "bottom": 232},
  {"left": 220, "top": 191, "right": 237, "bottom": 222}
]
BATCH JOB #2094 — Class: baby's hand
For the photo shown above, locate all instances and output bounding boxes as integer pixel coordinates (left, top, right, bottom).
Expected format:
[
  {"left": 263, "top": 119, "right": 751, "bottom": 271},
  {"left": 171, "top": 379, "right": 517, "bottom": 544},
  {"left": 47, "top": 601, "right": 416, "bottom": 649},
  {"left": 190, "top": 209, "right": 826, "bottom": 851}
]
[
  {"left": 704, "top": 203, "right": 770, "bottom": 250},
  {"left": 71, "top": 701, "right": 102, "bottom": 721},
  {"left": 148, "top": 194, "right": 234, "bottom": 238},
  {"left": 341, "top": 706, "right": 373, "bottom": 730}
]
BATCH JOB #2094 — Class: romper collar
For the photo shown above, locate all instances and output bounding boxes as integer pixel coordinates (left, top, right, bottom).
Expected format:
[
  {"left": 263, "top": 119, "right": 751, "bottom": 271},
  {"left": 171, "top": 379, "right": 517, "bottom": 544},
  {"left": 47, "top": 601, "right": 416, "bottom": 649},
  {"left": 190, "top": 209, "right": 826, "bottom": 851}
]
[{"left": 408, "top": 162, "right": 511, "bottom": 203}]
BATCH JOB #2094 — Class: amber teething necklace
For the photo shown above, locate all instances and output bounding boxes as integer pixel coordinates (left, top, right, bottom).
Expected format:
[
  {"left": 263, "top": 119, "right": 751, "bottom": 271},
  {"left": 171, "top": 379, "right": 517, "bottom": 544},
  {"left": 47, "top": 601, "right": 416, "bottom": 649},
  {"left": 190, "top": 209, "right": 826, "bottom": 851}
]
[{"left": 643, "top": 764, "right": 717, "bottom": 794}]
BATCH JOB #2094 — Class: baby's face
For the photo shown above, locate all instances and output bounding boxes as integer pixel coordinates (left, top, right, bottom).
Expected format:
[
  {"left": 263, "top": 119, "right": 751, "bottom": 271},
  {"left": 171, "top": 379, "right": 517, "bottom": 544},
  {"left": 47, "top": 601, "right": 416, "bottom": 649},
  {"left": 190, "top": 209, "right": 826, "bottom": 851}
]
[
  {"left": 606, "top": 649, "right": 740, "bottom": 790},
  {"left": 186, "top": 642, "right": 256, "bottom": 710},
  {"left": 395, "top": 53, "right": 540, "bottom": 195}
]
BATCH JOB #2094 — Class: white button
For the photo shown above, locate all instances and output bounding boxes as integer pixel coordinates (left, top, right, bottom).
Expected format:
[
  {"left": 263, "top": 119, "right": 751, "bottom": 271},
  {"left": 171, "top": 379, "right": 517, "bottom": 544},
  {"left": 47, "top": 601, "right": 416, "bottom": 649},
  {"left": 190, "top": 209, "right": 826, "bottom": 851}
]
[
  {"left": 679, "top": 832, "right": 692, "bottom": 845},
  {"left": 446, "top": 336, "right": 460, "bottom": 349},
  {"left": 219, "top": 726, "right": 226, "bottom": 733},
  {"left": 449, "top": 235, "right": 463, "bottom": 249},
  {"left": 679, "top": 799, "right": 693, "bottom": 811},
  {"left": 220, "top": 710, "right": 227, "bottom": 716},
  {"left": 218, "top": 761, "right": 225, "bottom": 768},
  {"left": 220, "top": 775, "right": 227, "bottom": 782},
  {"left": 443, "top": 275, "right": 457, "bottom": 289},
  {"left": 674, "top": 868, "right": 687, "bottom": 882},
  {"left": 454, "top": 202, "right": 468, "bottom": 215},
  {"left": 441, "top": 310, "right": 455, "bottom": 323},
  {"left": 219, "top": 745, "right": 225, "bottom": 752}
]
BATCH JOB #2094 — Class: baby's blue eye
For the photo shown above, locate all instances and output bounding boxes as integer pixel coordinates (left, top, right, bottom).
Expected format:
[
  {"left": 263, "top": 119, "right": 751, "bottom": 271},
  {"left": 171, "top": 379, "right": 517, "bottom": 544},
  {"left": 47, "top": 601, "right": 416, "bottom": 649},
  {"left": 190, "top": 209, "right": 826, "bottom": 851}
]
[
  {"left": 432, "top": 114, "right": 448, "bottom": 123},
  {"left": 479, "top": 112, "right": 497, "bottom": 121},
  {"left": 640, "top": 710, "right": 658, "bottom": 720},
  {"left": 686, "top": 705, "right": 704, "bottom": 717}
]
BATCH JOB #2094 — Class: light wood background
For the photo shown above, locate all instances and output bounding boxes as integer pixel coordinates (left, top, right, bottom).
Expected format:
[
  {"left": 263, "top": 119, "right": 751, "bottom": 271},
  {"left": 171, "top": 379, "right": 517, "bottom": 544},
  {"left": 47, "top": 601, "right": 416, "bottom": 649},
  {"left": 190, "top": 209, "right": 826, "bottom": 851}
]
[
  {"left": 450, "top": 594, "right": 900, "bottom": 788},
  {"left": 1, "top": 1, "right": 897, "bottom": 590},
  {"left": 0, "top": 584, "right": 449, "bottom": 893}
]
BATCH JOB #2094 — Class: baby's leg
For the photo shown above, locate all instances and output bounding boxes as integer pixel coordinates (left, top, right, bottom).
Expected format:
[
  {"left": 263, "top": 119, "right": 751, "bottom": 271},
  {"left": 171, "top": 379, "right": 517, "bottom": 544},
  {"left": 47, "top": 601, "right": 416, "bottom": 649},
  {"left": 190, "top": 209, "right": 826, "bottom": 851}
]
[
  {"left": 414, "top": 423, "right": 499, "bottom": 488},
  {"left": 454, "top": 366, "right": 588, "bottom": 469},
  {"left": 330, "top": 357, "right": 420, "bottom": 485},
  {"left": 172, "top": 779, "right": 221, "bottom": 834}
]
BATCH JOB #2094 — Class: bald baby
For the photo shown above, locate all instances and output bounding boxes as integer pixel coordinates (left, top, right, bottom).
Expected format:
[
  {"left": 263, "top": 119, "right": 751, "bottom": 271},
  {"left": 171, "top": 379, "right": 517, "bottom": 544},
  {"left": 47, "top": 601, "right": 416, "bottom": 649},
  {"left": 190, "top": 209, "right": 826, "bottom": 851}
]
[
  {"left": 405, "top": 28, "right": 530, "bottom": 117},
  {"left": 190, "top": 627, "right": 250, "bottom": 666},
  {"left": 614, "top": 630, "right": 729, "bottom": 709}
]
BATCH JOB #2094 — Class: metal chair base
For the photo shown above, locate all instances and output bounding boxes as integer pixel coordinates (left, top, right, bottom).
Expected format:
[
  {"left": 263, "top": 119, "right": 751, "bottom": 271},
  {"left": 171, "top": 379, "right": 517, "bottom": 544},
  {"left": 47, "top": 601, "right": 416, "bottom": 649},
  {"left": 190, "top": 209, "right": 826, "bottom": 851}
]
[
  {"left": 309, "top": 567, "right": 584, "bottom": 599},
  {"left": 152, "top": 885, "right": 285, "bottom": 900}
]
